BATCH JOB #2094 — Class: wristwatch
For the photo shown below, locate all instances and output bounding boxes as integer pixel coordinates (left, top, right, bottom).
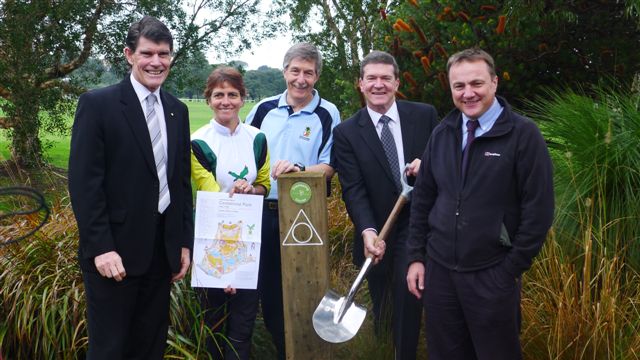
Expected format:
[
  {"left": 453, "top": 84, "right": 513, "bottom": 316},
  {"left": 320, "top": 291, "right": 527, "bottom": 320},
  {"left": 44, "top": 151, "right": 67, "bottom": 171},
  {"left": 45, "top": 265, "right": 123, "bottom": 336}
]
[{"left": 294, "top": 162, "right": 306, "bottom": 172}]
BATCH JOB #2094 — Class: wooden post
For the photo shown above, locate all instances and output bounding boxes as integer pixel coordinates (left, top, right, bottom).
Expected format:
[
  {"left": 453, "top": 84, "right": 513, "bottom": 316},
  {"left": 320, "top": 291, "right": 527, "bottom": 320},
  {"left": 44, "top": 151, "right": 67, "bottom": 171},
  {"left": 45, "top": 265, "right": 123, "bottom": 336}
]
[{"left": 277, "top": 172, "right": 332, "bottom": 359}]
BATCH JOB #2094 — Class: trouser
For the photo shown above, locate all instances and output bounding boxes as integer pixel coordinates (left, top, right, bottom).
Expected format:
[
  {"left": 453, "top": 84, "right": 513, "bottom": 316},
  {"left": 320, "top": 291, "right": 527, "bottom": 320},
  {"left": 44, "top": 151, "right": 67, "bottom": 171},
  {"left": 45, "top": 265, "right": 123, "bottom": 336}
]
[
  {"left": 257, "top": 203, "right": 285, "bottom": 360},
  {"left": 367, "top": 225, "right": 423, "bottom": 360},
  {"left": 200, "top": 288, "right": 260, "bottom": 360},
  {"left": 423, "top": 259, "right": 522, "bottom": 360},
  {"left": 83, "top": 218, "right": 172, "bottom": 360}
]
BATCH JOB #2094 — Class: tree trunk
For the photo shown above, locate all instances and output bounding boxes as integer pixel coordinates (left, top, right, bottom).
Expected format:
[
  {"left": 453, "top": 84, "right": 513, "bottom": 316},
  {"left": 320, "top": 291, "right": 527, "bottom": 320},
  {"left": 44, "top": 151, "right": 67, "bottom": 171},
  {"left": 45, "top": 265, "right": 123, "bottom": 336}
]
[{"left": 10, "top": 100, "right": 43, "bottom": 168}]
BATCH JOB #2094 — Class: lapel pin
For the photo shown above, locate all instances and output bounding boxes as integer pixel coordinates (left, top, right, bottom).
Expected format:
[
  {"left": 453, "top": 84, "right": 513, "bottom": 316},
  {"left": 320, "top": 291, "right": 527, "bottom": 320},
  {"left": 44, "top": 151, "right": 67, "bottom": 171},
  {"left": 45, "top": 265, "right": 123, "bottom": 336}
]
[{"left": 171, "top": 112, "right": 174, "bottom": 117}]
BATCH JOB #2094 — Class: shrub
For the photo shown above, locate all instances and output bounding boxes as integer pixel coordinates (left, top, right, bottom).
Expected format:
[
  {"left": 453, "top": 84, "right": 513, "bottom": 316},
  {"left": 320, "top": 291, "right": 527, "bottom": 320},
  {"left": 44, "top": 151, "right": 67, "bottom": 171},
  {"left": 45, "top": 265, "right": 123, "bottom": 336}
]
[
  {"left": 529, "top": 85, "right": 640, "bottom": 268},
  {"left": 0, "top": 205, "right": 86, "bottom": 359}
]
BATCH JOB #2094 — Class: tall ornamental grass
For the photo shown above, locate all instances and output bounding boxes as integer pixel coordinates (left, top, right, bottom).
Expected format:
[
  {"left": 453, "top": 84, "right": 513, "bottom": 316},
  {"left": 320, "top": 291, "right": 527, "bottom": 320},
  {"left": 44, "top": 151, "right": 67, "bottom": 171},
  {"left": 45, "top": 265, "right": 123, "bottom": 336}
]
[
  {"left": 528, "top": 85, "right": 640, "bottom": 268},
  {"left": 0, "top": 206, "right": 86, "bottom": 359},
  {"left": 519, "top": 84, "right": 640, "bottom": 359}
]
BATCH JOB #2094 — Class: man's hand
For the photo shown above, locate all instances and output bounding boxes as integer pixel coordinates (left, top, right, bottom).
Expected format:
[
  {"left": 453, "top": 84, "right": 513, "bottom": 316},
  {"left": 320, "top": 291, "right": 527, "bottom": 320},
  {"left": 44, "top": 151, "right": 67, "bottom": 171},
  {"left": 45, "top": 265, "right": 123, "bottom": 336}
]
[
  {"left": 363, "top": 229, "right": 386, "bottom": 264},
  {"left": 223, "top": 285, "right": 237, "bottom": 295},
  {"left": 271, "top": 159, "right": 299, "bottom": 179},
  {"left": 171, "top": 247, "right": 191, "bottom": 282},
  {"left": 407, "top": 261, "right": 425, "bottom": 299},
  {"left": 94, "top": 251, "right": 127, "bottom": 282},
  {"left": 405, "top": 158, "right": 421, "bottom": 177}
]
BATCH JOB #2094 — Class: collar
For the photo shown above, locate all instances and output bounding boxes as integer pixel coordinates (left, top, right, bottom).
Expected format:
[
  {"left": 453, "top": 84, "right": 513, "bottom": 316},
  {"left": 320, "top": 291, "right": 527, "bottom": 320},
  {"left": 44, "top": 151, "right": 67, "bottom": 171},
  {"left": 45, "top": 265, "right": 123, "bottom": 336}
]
[
  {"left": 130, "top": 73, "right": 161, "bottom": 104},
  {"left": 368, "top": 101, "right": 400, "bottom": 127},
  {"left": 277, "top": 89, "right": 320, "bottom": 113},
  {"left": 211, "top": 118, "right": 241, "bottom": 136}
]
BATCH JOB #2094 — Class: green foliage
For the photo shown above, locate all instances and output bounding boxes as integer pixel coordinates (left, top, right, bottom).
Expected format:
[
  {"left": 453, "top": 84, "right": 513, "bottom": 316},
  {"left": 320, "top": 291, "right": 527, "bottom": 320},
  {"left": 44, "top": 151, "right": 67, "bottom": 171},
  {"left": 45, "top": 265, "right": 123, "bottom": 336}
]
[
  {"left": 244, "top": 66, "right": 286, "bottom": 101},
  {"left": 528, "top": 84, "right": 640, "bottom": 268},
  {"left": 164, "top": 50, "right": 214, "bottom": 100},
  {"left": 0, "top": 0, "right": 281, "bottom": 167},
  {"left": 374, "top": 1, "right": 640, "bottom": 114},
  {"left": 518, "top": 83, "right": 640, "bottom": 357},
  {"left": 68, "top": 57, "right": 120, "bottom": 90},
  {"left": 0, "top": 207, "right": 86, "bottom": 359},
  {"left": 276, "top": 0, "right": 388, "bottom": 117}
]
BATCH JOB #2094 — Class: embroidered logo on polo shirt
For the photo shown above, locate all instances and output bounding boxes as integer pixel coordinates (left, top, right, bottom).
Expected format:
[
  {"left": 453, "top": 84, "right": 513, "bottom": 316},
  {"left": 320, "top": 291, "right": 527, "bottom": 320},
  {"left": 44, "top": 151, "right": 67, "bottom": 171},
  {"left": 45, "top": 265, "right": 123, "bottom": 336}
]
[
  {"left": 299, "top": 126, "right": 311, "bottom": 141},
  {"left": 484, "top": 152, "right": 501, "bottom": 157}
]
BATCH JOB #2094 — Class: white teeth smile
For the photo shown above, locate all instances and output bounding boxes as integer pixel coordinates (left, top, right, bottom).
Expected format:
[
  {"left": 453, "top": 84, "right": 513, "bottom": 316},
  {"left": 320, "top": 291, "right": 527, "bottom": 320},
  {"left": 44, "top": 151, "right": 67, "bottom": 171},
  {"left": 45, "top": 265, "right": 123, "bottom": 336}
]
[{"left": 147, "top": 70, "right": 162, "bottom": 75}]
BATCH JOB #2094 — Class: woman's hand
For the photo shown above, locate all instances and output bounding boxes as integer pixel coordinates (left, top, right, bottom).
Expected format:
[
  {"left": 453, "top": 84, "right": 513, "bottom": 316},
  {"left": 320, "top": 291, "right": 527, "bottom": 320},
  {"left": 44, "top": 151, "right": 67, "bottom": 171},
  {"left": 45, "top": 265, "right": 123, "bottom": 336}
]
[{"left": 229, "top": 179, "right": 254, "bottom": 197}]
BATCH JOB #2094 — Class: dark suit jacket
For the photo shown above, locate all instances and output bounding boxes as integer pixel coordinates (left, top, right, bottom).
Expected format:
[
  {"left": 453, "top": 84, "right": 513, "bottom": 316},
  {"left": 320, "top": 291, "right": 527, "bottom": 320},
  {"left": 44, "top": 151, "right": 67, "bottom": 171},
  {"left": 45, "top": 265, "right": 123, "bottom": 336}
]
[
  {"left": 69, "top": 78, "right": 193, "bottom": 276},
  {"left": 332, "top": 100, "right": 438, "bottom": 267}
]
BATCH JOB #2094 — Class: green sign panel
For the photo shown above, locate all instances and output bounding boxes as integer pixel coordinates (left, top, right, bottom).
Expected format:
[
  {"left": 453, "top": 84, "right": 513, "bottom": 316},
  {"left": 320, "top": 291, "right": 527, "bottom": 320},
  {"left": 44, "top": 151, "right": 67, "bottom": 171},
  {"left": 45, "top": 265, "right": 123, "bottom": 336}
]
[{"left": 290, "top": 181, "right": 312, "bottom": 204}]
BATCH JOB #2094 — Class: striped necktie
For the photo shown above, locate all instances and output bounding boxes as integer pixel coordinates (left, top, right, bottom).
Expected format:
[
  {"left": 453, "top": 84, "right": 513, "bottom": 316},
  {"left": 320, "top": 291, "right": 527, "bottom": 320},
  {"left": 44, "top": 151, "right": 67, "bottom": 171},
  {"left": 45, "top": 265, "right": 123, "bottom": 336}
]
[
  {"left": 379, "top": 115, "right": 402, "bottom": 192},
  {"left": 145, "top": 93, "right": 170, "bottom": 213}
]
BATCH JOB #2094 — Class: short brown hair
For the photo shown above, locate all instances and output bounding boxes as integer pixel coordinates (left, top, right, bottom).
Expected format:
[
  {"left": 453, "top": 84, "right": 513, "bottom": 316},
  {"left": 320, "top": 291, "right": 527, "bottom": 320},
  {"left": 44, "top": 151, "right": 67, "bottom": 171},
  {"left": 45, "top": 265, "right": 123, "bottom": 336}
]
[
  {"left": 203, "top": 66, "right": 246, "bottom": 103},
  {"left": 126, "top": 16, "right": 173, "bottom": 53},
  {"left": 360, "top": 50, "right": 399, "bottom": 79},
  {"left": 446, "top": 48, "right": 496, "bottom": 78}
]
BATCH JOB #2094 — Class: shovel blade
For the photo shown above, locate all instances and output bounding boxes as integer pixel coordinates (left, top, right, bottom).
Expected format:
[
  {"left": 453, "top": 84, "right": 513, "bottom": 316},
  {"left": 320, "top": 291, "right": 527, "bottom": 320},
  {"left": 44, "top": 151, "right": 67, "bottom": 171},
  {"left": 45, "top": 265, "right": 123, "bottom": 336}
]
[{"left": 312, "top": 289, "right": 367, "bottom": 343}]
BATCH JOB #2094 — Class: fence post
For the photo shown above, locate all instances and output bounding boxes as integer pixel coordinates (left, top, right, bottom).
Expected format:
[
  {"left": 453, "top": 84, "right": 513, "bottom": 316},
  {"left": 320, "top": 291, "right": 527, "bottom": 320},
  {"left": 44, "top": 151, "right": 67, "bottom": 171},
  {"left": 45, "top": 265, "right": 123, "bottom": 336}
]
[{"left": 277, "top": 172, "right": 332, "bottom": 359}]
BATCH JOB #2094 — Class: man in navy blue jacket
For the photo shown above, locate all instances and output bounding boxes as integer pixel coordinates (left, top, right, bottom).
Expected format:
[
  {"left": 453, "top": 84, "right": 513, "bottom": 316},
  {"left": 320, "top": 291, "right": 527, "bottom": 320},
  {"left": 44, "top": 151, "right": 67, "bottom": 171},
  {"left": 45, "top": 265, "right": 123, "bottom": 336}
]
[{"left": 406, "top": 48, "right": 554, "bottom": 360}]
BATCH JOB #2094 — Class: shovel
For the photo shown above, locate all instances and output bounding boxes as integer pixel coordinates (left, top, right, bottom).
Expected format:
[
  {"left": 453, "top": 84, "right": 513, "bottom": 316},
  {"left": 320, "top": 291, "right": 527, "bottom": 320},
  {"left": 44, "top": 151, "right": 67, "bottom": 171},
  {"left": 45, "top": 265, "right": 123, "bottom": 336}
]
[{"left": 312, "top": 165, "right": 414, "bottom": 343}]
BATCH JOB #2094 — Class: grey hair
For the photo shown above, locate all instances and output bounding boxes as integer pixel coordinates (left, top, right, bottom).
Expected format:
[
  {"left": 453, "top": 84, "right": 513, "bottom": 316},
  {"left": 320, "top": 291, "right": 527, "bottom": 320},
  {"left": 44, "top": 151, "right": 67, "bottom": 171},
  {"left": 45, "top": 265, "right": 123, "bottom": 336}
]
[{"left": 283, "top": 43, "right": 323, "bottom": 75}]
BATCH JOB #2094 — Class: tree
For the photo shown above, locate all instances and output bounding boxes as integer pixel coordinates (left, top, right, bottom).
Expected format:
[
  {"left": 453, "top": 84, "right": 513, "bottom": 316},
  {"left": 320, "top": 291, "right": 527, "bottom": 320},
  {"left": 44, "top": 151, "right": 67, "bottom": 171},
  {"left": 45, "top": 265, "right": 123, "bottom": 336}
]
[
  {"left": 0, "top": 0, "right": 280, "bottom": 167},
  {"left": 164, "top": 49, "right": 213, "bottom": 99},
  {"left": 276, "top": 0, "right": 390, "bottom": 116},
  {"left": 383, "top": 0, "right": 640, "bottom": 114},
  {"left": 244, "top": 66, "right": 286, "bottom": 100}
]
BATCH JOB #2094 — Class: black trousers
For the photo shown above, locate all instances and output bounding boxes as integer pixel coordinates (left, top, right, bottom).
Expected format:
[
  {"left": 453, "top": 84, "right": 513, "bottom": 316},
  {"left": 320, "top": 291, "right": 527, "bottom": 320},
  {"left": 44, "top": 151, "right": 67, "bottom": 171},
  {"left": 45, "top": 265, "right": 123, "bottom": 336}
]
[
  {"left": 423, "top": 259, "right": 522, "bottom": 360},
  {"left": 257, "top": 205, "right": 285, "bottom": 360},
  {"left": 367, "top": 225, "right": 423, "bottom": 360},
  {"left": 200, "top": 288, "right": 260, "bottom": 360},
  {"left": 83, "top": 220, "right": 172, "bottom": 360}
]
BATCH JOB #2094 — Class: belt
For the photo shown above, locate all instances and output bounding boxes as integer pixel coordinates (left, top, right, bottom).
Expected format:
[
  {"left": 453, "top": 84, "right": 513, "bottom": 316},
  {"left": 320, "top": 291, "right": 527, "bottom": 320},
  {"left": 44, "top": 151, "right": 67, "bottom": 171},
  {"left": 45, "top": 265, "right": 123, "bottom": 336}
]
[{"left": 264, "top": 200, "right": 278, "bottom": 210}]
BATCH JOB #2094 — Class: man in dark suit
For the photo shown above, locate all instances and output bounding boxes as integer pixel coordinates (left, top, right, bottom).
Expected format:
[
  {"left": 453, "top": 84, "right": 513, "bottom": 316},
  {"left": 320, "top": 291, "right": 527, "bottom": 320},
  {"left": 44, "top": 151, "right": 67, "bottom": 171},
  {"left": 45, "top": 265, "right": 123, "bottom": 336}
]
[
  {"left": 332, "top": 50, "right": 438, "bottom": 359},
  {"left": 68, "top": 16, "right": 193, "bottom": 359}
]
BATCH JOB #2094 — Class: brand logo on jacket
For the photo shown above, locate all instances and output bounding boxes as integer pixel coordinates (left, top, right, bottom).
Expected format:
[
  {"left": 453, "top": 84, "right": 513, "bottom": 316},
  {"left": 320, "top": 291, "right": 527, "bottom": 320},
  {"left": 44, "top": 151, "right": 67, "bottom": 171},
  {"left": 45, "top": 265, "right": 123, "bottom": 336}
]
[{"left": 484, "top": 152, "right": 501, "bottom": 157}]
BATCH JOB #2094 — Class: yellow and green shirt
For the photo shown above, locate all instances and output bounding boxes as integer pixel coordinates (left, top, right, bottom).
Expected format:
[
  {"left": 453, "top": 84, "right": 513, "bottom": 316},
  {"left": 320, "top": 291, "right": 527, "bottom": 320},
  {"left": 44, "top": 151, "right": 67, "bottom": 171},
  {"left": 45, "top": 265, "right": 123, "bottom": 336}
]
[{"left": 191, "top": 120, "right": 270, "bottom": 193}]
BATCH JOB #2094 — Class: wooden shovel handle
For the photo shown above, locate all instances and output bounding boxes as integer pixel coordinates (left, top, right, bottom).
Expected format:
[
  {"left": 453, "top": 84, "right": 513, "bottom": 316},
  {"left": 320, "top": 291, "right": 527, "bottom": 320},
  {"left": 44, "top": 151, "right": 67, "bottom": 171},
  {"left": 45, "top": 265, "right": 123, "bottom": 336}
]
[{"left": 376, "top": 194, "right": 409, "bottom": 245}]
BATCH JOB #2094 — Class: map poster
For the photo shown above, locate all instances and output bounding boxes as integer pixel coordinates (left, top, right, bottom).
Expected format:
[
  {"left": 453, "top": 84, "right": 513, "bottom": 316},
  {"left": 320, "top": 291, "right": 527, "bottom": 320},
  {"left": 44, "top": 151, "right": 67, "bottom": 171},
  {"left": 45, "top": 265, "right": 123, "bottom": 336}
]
[{"left": 191, "top": 191, "right": 264, "bottom": 289}]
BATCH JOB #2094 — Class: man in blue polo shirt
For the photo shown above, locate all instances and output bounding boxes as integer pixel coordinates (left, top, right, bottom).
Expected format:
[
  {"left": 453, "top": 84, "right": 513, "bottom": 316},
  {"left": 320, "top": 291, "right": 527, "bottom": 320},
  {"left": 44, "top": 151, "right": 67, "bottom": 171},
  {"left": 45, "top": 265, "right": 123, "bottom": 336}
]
[{"left": 246, "top": 42, "right": 340, "bottom": 359}]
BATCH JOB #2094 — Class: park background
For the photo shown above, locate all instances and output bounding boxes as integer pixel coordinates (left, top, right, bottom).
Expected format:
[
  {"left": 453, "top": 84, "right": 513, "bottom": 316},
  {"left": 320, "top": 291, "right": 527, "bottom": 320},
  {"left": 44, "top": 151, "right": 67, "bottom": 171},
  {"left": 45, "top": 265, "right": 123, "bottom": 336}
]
[{"left": 1, "top": 0, "right": 640, "bottom": 359}]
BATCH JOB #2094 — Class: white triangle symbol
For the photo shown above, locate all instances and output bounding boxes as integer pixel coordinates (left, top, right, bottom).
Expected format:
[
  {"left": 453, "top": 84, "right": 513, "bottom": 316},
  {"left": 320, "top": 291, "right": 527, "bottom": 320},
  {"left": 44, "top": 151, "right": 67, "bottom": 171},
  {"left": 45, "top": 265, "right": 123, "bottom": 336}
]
[{"left": 282, "top": 209, "right": 324, "bottom": 246}]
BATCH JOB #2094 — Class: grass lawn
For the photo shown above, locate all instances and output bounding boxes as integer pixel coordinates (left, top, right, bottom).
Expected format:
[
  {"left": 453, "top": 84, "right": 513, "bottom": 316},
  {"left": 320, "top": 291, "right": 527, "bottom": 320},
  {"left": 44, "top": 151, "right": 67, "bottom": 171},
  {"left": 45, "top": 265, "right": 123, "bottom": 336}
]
[{"left": 0, "top": 100, "right": 255, "bottom": 169}]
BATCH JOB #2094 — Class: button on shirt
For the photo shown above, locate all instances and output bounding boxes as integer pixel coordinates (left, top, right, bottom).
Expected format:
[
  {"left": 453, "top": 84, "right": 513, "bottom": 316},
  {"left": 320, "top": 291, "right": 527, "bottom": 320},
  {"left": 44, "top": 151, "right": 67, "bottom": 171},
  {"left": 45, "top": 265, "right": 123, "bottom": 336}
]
[
  {"left": 367, "top": 102, "right": 406, "bottom": 176},
  {"left": 130, "top": 74, "right": 169, "bottom": 160}
]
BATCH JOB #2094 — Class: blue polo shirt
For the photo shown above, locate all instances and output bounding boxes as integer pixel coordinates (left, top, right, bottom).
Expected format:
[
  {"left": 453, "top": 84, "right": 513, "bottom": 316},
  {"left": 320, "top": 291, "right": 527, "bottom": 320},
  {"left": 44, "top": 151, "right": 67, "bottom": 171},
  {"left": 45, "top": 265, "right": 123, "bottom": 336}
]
[{"left": 246, "top": 89, "right": 341, "bottom": 200}]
